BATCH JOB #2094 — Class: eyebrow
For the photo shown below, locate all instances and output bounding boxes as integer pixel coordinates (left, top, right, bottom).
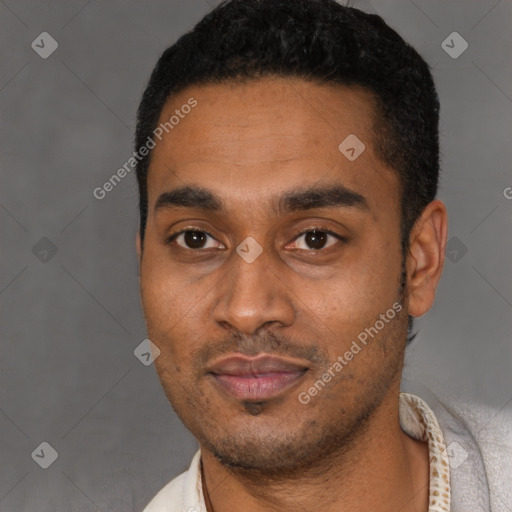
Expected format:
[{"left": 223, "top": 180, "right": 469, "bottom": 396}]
[{"left": 154, "top": 183, "right": 369, "bottom": 216}]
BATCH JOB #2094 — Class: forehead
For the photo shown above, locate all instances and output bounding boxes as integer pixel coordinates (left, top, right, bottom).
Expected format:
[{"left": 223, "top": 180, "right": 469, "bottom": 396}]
[{"left": 146, "top": 77, "right": 399, "bottom": 212}]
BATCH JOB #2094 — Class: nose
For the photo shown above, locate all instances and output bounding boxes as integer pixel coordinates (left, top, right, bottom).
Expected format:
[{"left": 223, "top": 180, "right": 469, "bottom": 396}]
[{"left": 212, "top": 249, "right": 296, "bottom": 335}]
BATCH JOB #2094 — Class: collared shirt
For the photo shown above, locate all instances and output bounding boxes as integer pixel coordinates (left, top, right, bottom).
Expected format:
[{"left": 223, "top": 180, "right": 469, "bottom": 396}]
[{"left": 143, "top": 392, "right": 487, "bottom": 512}]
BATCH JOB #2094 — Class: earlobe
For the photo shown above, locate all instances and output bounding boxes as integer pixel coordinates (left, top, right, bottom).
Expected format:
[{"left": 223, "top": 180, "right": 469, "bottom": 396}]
[
  {"left": 406, "top": 200, "right": 448, "bottom": 318},
  {"left": 136, "top": 230, "right": 142, "bottom": 264}
]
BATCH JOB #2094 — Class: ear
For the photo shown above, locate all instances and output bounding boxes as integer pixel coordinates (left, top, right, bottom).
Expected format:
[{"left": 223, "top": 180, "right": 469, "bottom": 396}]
[
  {"left": 136, "top": 230, "right": 142, "bottom": 265},
  {"left": 406, "top": 199, "right": 448, "bottom": 318}
]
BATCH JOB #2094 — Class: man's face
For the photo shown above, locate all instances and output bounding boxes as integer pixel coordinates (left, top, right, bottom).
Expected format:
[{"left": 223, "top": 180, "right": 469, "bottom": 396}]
[{"left": 138, "top": 77, "right": 409, "bottom": 474}]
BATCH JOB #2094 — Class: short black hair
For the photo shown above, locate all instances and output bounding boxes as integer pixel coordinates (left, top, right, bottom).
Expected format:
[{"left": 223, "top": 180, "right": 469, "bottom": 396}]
[
  {"left": 135, "top": 0, "right": 440, "bottom": 344},
  {"left": 135, "top": 0, "right": 439, "bottom": 247}
]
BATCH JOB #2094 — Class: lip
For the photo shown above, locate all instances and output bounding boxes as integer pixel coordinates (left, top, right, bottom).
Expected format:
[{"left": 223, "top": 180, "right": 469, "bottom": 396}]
[{"left": 206, "top": 354, "right": 309, "bottom": 401}]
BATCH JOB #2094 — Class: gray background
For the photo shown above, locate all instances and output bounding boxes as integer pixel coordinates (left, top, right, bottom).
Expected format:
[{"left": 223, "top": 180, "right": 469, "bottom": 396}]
[{"left": 0, "top": 0, "right": 511, "bottom": 510}]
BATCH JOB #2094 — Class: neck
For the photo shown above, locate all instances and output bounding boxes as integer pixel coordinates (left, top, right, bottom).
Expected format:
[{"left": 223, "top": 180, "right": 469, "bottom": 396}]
[{"left": 200, "top": 391, "right": 429, "bottom": 512}]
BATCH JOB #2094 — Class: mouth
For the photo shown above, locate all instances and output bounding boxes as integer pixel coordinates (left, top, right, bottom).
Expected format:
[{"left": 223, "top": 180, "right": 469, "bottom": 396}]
[{"left": 206, "top": 354, "right": 309, "bottom": 401}]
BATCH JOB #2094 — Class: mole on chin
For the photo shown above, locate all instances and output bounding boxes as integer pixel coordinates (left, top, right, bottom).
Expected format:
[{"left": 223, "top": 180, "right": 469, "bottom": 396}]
[{"left": 243, "top": 402, "right": 264, "bottom": 416}]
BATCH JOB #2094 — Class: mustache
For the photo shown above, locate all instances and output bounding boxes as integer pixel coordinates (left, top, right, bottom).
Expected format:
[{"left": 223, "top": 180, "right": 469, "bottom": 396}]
[{"left": 195, "top": 330, "right": 329, "bottom": 369}]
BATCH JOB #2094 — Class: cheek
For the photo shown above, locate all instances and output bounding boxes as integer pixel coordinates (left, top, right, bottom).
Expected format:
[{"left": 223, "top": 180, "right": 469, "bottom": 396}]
[
  {"left": 140, "top": 253, "right": 208, "bottom": 359},
  {"left": 140, "top": 246, "right": 187, "bottom": 321},
  {"left": 295, "top": 250, "right": 403, "bottom": 361},
  {"left": 354, "top": 230, "right": 403, "bottom": 292},
  {"left": 305, "top": 249, "right": 400, "bottom": 315}
]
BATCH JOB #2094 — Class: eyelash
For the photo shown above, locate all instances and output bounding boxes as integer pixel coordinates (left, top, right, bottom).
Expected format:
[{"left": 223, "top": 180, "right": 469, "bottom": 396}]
[{"left": 165, "top": 226, "right": 346, "bottom": 251}]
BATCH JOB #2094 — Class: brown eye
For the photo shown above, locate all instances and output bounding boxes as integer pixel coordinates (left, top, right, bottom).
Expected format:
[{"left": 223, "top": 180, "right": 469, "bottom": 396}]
[
  {"left": 167, "top": 229, "right": 222, "bottom": 250},
  {"left": 183, "top": 230, "right": 208, "bottom": 249},
  {"left": 290, "top": 229, "right": 343, "bottom": 251},
  {"left": 304, "top": 230, "right": 328, "bottom": 249}
]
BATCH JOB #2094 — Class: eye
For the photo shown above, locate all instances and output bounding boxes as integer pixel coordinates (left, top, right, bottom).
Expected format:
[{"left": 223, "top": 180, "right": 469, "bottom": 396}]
[
  {"left": 166, "top": 229, "right": 223, "bottom": 250},
  {"left": 288, "top": 228, "right": 344, "bottom": 251}
]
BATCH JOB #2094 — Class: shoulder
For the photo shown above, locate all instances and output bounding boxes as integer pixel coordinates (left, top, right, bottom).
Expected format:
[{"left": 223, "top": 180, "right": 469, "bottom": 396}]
[
  {"left": 143, "top": 472, "right": 187, "bottom": 512},
  {"left": 403, "top": 383, "right": 512, "bottom": 512},
  {"left": 142, "top": 450, "right": 204, "bottom": 512},
  {"left": 442, "top": 394, "right": 512, "bottom": 511}
]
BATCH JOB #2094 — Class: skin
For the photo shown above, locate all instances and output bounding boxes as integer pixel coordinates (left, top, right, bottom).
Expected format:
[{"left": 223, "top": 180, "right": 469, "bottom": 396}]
[{"left": 136, "top": 77, "right": 448, "bottom": 512}]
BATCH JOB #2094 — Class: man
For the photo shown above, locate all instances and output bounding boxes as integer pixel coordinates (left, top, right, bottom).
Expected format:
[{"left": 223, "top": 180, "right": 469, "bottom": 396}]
[{"left": 134, "top": 1, "right": 496, "bottom": 510}]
